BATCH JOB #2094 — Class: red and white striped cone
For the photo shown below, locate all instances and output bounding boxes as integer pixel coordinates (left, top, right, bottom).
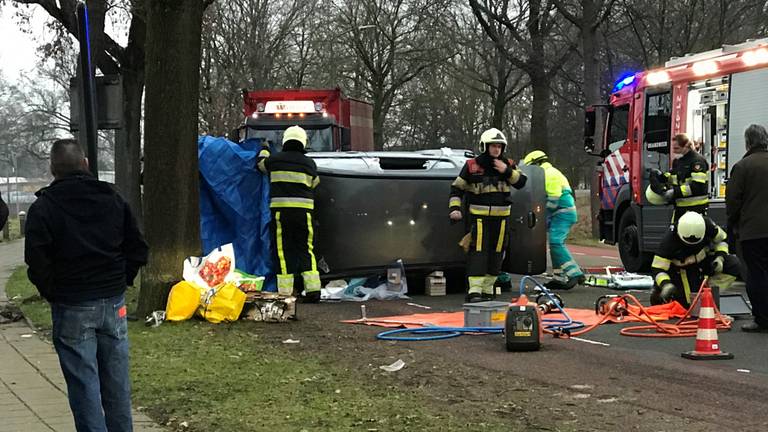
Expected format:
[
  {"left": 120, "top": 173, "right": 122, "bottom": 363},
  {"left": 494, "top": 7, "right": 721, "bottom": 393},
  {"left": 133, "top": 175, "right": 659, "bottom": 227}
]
[{"left": 682, "top": 287, "right": 733, "bottom": 360}]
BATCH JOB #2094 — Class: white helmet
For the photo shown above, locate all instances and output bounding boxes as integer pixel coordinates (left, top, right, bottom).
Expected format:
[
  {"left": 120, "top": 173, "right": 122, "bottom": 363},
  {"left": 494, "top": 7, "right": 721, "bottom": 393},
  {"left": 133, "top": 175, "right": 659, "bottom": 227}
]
[
  {"left": 645, "top": 185, "right": 668, "bottom": 205},
  {"left": 479, "top": 128, "right": 507, "bottom": 153},
  {"left": 677, "top": 212, "right": 706, "bottom": 245},
  {"left": 282, "top": 125, "right": 308, "bottom": 149}
]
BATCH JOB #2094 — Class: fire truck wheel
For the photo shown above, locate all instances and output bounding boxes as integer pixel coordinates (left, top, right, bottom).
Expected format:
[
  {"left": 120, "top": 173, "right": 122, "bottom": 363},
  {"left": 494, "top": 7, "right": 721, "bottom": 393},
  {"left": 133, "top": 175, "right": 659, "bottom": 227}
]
[{"left": 617, "top": 210, "right": 652, "bottom": 273}]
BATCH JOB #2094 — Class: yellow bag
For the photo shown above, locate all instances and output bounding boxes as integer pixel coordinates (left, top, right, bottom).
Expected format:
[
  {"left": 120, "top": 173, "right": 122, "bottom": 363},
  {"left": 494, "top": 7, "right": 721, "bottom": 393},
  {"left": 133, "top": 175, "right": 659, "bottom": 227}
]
[
  {"left": 166, "top": 281, "right": 203, "bottom": 322},
  {"left": 197, "top": 282, "right": 247, "bottom": 324}
]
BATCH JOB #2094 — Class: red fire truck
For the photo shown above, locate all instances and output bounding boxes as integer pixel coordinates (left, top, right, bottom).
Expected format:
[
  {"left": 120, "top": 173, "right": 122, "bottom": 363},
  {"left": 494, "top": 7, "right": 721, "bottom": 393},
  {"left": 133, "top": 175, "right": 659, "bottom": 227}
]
[
  {"left": 239, "top": 88, "right": 374, "bottom": 152},
  {"left": 585, "top": 38, "right": 768, "bottom": 271}
]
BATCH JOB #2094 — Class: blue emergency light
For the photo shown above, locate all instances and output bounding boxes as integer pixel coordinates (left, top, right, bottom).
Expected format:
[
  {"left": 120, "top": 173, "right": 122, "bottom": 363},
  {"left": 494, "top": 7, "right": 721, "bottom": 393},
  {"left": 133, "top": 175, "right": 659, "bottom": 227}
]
[{"left": 612, "top": 74, "right": 636, "bottom": 92}]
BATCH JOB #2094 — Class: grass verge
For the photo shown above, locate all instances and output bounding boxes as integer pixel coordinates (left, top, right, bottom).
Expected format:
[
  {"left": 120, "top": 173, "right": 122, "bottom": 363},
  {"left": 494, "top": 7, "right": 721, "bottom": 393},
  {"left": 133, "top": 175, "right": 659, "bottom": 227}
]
[
  {"left": 6, "top": 266, "right": 512, "bottom": 432},
  {"left": 0, "top": 218, "right": 23, "bottom": 242}
]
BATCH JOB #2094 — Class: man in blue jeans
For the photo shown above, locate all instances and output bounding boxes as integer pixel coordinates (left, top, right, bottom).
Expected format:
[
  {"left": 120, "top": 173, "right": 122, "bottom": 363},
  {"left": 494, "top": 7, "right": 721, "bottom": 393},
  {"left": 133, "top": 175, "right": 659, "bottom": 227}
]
[{"left": 25, "top": 139, "right": 148, "bottom": 432}]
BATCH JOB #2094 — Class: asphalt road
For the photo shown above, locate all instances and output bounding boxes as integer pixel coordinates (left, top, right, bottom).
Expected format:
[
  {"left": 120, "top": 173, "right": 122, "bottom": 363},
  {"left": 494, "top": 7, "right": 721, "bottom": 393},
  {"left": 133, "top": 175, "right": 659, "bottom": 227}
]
[{"left": 265, "top": 239, "right": 768, "bottom": 430}]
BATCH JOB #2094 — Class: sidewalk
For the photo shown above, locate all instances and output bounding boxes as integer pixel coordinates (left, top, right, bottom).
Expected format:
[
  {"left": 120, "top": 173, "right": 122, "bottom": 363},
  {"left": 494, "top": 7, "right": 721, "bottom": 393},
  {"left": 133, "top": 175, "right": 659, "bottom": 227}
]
[{"left": 0, "top": 240, "right": 162, "bottom": 432}]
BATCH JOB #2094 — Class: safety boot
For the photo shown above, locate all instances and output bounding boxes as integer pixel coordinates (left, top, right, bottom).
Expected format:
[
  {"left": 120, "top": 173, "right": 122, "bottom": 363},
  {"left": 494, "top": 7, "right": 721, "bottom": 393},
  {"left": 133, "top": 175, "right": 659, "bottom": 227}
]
[
  {"left": 299, "top": 291, "right": 321, "bottom": 304},
  {"left": 465, "top": 292, "right": 484, "bottom": 303}
]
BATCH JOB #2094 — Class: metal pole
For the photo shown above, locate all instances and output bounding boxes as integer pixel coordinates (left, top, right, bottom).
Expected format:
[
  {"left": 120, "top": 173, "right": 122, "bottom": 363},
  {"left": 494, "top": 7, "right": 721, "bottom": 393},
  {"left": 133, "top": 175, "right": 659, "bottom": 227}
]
[{"left": 76, "top": 1, "right": 99, "bottom": 179}]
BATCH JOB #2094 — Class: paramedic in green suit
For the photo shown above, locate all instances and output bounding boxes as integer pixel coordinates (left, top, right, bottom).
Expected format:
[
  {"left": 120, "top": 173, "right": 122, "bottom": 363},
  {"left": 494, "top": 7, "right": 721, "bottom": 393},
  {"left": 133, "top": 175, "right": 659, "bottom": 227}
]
[{"left": 522, "top": 150, "right": 585, "bottom": 290}]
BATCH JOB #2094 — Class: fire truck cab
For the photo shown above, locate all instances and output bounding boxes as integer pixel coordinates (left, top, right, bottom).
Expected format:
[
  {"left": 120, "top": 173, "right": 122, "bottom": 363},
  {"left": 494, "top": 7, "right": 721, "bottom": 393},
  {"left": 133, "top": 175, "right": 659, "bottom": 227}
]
[
  {"left": 238, "top": 88, "right": 374, "bottom": 152},
  {"left": 586, "top": 38, "right": 768, "bottom": 271}
]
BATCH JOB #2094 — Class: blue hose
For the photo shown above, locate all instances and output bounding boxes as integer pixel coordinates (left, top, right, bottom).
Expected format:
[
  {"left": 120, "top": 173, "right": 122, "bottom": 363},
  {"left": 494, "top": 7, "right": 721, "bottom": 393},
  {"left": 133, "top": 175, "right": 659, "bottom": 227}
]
[
  {"left": 519, "top": 275, "right": 585, "bottom": 334},
  {"left": 374, "top": 276, "right": 586, "bottom": 341},
  {"left": 376, "top": 326, "right": 503, "bottom": 341}
]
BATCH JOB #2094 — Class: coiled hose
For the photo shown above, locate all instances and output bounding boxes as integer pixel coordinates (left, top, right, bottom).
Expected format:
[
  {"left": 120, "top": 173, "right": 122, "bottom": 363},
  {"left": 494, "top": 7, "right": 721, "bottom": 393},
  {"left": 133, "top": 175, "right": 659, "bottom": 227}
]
[{"left": 375, "top": 276, "right": 585, "bottom": 341}]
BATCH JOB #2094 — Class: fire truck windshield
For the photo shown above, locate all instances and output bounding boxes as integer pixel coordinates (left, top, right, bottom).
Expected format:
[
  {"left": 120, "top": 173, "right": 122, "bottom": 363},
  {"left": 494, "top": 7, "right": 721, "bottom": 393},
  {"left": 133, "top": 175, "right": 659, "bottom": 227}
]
[{"left": 246, "top": 127, "right": 334, "bottom": 152}]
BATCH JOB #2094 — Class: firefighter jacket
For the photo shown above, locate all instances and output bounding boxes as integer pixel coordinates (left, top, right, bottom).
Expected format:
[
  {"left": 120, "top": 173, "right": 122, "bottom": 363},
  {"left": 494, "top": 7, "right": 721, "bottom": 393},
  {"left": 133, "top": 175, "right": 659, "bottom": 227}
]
[
  {"left": 256, "top": 144, "right": 320, "bottom": 210},
  {"left": 449, "top": 154, "right": 527, "bottom": 217},
  {"left": 666, "top": 150, "right": 709, "bottom": 211},
  {"left": 651, "top": 216, "right": 728, "bottom": 288},
  {"left": 540, "top": 162, "right": 576, "bottom": 217}
]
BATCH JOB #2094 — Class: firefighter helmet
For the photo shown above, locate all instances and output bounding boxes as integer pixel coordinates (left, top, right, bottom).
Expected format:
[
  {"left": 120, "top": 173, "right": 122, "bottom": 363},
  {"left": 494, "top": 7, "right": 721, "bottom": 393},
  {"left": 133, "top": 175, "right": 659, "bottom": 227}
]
[
  {"left": 522, "top": 150, "right": 548, "bottom": 166},
  {"left": 479, "top": 128, "right": 507, "bottom": 153},
  {"left": 645, "top": 185, "right": 668, "bottom": 205},
  {"left": 283, "top": 125, "right": 308, "bottom": 149},
  {"left": 676, "top": 211, "right": 706, "bottom": 245}
]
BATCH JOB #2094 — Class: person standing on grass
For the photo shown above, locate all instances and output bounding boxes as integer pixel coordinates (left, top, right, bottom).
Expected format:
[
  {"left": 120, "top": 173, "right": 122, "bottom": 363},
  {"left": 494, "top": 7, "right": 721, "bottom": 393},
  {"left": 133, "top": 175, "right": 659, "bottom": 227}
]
[
  {"left": 24, "top": 138, "right": 148, "bottom": 431},
  {"left": 726, "top": 124, "right": 768, "bottom": 333},
  {"left": 0, "top": 190, "right": 7, "bottom": 231}
]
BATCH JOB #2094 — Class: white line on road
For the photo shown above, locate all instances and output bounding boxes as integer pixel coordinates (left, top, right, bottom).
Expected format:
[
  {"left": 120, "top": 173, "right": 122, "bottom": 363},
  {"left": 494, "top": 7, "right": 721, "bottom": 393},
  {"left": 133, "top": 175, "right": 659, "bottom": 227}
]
[
  {"left": 600, "top": 256, "right": 619, "bottom": 260},
  {"left": 570, "top": 337, "right": 611, "bottom": 346},
  {"left": 573, "top": 252, "right": 585, "bottom": 256}
]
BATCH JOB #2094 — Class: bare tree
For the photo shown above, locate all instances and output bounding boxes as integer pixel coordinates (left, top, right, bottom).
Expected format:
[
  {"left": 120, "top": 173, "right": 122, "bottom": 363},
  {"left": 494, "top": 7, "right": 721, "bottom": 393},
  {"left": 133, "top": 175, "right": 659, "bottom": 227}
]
[
  {"left": 199, "top": 0, "right": 303, "bottom": 135},
  {"left": 553, "top": 0, "right": 615, "bottom": 238},
  {"left": 470, "top": 0, "right": 577, "bottom": 154},
  {"left": 8, "top": 0, "right": 146, "bottom": 222},
  {"left": 335, "top": 0, "right": 456, "bottom": 150}
]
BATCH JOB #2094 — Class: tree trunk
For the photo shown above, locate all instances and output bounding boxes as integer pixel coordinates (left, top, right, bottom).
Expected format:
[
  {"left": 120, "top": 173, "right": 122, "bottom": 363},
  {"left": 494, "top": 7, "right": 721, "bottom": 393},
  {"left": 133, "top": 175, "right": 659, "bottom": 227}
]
[
  {"left": 114, "top": 72, "right": 144, "bottom": 226},
  {"left": 529, "top": 73, "right": 550, "bottom": 154},
  {"left": 138, "top": 0, "right": 204, "bottom": 317},
  {"left": 582, "top": 2, "right": 602, "bottom": 239},
  {"left": 115, "top": 8, "right": 146, "bottom": 226},
  {"left": 372, "top": 85, "right": 385, "bottom": 151}
]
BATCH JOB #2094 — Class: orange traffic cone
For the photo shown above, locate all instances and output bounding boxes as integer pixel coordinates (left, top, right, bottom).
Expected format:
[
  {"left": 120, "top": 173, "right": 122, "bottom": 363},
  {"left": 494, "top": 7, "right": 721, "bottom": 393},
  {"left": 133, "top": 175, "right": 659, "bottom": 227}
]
[{"left": 681, "top": 287, "right": 733, "bottom": 360}]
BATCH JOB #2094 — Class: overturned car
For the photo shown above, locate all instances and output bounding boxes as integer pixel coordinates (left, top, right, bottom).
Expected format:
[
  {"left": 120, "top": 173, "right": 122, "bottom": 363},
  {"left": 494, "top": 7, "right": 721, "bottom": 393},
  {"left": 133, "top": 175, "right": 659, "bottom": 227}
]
[{"left": 197, "top": 137, "right": 546, "bottom": 288}]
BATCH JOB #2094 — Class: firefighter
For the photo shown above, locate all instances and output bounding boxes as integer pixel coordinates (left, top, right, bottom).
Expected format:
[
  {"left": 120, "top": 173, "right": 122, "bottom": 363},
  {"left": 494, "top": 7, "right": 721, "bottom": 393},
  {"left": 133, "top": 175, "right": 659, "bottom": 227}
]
[
  {"left": 646, "top": 133, "right": 709, "bottom": 223},
  {"left": 650, "top": 211, "right": 740, "bottom": 308},
  {"left": 256, "top": 125, "right": 322, "bottom": 303},
  {"left": 449, "top": 128, "right": 527, "bottom": 302},
  {"left": 522, "top": 150, "right": 585, "bottom": 290}
]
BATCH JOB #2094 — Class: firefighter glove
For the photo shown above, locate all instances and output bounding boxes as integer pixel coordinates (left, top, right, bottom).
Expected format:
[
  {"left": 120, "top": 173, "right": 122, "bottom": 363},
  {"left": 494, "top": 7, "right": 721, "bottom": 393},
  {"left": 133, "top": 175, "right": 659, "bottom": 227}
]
[
  {"left": 660, "top": 282, "right": 676, "bottom": 302},
  {"left": 649, "top": 169, "right": 668, "bottom": 195},
  {"left": 449, "top": 210, "right": 463, "bottom": 221},
  {"left": 712, "top": 256, "right": 724, "bottom": 274}
]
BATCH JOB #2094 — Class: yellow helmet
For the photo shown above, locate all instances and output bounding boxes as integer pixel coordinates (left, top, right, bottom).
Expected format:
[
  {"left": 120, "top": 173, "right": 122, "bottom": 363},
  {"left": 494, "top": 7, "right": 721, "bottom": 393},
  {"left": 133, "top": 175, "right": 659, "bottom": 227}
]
[
  {"left": 282, "top": 125, "right": 308, "bottom": 149},
  {"left": 677, "top": 211, "right": 706, "bottom": 245},
  {"left": 479, "top": 128, "right": 507, "bottom": 153},
  {"left": 522, "top": 150, "right": 548, "bottom": 165},
  {"left": 645, "top": 185, "right": 668, "bottom": 205}
]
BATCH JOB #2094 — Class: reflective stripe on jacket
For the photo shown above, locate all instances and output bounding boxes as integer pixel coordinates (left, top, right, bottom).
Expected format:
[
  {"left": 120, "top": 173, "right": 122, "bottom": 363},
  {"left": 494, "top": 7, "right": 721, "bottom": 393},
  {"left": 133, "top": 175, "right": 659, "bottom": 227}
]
[{"left": 256, "top": 145, "right": 319, "bottom": 209}]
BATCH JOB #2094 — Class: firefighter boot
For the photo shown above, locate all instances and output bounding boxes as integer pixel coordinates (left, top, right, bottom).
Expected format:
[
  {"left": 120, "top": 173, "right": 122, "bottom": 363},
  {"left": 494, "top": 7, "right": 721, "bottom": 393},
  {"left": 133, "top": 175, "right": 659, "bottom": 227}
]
[
  {"left": 300, "top": 290, "right": 321, "bottom": 304},
  {"left": 466, "top": 276, "right": 485, "bottom": 303}
]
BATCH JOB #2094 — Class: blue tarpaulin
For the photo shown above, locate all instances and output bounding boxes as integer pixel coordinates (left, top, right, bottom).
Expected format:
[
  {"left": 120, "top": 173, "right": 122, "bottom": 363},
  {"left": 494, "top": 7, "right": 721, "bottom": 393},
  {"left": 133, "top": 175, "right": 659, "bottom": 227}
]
[{"left": 198, "top": 136, "right": 275, "bottom": 291}]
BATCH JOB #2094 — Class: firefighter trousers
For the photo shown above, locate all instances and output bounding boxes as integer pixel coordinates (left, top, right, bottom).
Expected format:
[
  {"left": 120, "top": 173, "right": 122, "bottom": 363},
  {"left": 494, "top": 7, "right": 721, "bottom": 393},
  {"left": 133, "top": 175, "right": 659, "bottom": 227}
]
[
  {"left": 270, "top": 208, "right": 321, "bottom": 296},
  {"left": 466, "top": 215, "right": 508, "bottom": 295},
  {"left": 548, "top": 210, "right": 584, "bottom": 281}
]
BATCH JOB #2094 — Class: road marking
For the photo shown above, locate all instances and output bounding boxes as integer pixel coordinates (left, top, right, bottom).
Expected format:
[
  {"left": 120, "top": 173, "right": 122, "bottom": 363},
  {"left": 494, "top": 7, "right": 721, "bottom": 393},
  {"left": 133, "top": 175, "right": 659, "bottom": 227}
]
[
  {"left": 570, "top": 337, "right": 610, "bottom": 346},
  {"left": 573, "top": 252, "right": 585, "bottom": 256},
  {"left": 600, "top": 256, "right": 619, "bottom": 260}
]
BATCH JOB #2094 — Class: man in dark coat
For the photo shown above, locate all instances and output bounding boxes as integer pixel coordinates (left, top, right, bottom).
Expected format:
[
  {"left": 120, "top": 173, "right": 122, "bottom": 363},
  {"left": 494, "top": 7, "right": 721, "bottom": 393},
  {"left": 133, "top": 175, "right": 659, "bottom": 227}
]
[
  {"left": 25, "top": 139, "right": 148, "bottom": 430},
  {"left": 727, "top": 124, "right": 768, "bottom": 333}
]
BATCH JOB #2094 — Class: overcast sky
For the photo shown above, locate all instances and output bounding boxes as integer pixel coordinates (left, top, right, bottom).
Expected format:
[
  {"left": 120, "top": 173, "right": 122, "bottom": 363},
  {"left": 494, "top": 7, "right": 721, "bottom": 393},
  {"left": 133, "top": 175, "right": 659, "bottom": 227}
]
[{"left": 0, "top": 5, "right": 47, "bottom": 83}]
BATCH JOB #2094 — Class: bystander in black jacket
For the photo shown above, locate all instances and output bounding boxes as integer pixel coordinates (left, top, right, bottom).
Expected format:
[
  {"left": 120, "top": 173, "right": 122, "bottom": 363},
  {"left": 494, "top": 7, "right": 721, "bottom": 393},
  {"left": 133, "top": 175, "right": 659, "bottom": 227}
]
[
  {"left": 24, "top": 171, "right": 148, "bottom": 303},
  {"left": 726, "top": 147, "right": 768, "bottom": 241},
  {"left": 0, "top": 190, "right": 8, "bottom": 230}
]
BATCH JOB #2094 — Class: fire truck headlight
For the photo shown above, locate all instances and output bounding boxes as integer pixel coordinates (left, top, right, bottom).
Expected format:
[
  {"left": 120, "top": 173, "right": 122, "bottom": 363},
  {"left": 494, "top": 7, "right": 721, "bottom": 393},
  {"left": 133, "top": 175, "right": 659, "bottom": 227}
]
[
  {"left": 742, "top": 48, "right": 768, "bottom": 66},
  {"left": 646, "top": 71, "right": 670, "bottom": 86},
  {"left": 692, "top": 60, "right": 718, "bottom": 76}
]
